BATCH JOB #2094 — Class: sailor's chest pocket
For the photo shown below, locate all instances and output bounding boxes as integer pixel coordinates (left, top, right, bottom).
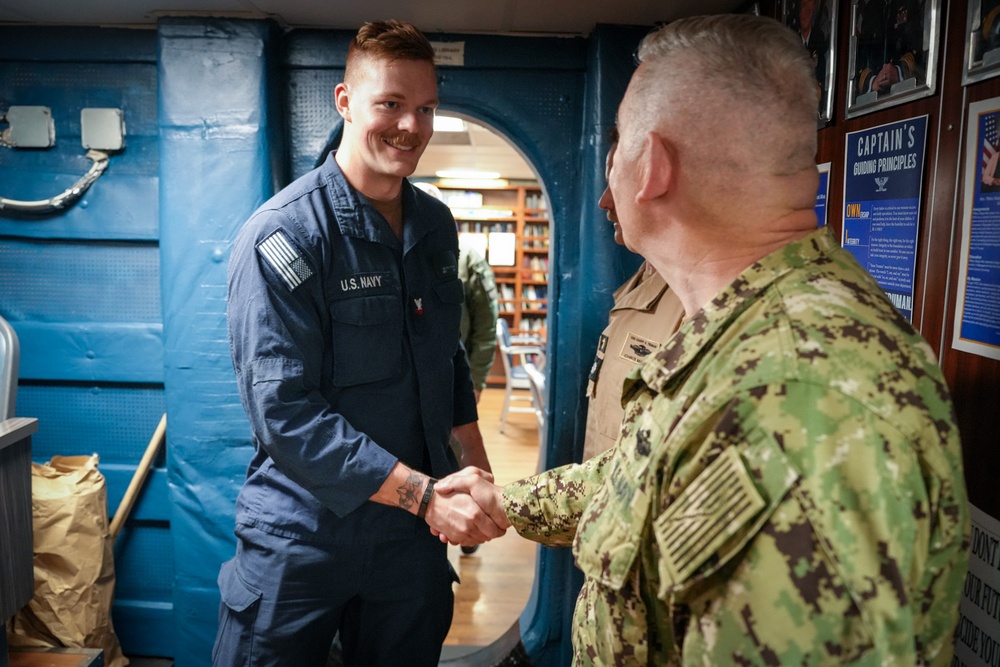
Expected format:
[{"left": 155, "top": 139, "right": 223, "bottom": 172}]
[{"left": 328, "top": 295, "right": 404, "bottom": 386}]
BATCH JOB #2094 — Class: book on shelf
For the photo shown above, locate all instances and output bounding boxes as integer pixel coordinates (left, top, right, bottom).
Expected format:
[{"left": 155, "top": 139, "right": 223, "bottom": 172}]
[
  {"left": 522, "top": 285, "right": 548, "bottom": 303},
  {"left": 524, "top": 192, "right": 548, "bottom": 210},
  {"left": 457, "top": 221, "right": 515, "bottom": 233},
  {"left": 520, "top": 255, "right": 549, "bottom": 281},
  {"left": 523, "top": 223, "right": 550, "bottom": 248},
  {"left": 498, "top": 284, "right": 517, "bottom": 311},
  {"left": 519, "top": 316, "right": 547, "bottom": 338}
]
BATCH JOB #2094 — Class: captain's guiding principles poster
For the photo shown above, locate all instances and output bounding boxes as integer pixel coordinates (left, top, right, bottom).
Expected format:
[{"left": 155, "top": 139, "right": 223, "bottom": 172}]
[
  {"left": 843, "top": 115, "right": 927, "bottom": 322},
  {"left": 953, "top": 97, "right": 1000, "bottom": 361}
]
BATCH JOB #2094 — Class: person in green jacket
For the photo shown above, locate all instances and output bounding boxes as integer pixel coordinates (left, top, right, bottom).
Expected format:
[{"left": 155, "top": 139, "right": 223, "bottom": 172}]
[{"left": 457, "top": 235, "right": 500, "bottom": 402}]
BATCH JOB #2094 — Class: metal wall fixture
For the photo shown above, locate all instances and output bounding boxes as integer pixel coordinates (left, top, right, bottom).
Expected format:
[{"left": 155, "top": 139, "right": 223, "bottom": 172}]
[{"left": 0, "top": 106, "right": 125, "bottom": 214}]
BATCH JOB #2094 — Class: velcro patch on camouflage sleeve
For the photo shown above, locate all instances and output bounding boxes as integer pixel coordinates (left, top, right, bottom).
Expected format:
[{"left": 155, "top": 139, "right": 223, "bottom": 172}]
[{"left": 654, "top": 447, "right": 766, "bottom": 587}]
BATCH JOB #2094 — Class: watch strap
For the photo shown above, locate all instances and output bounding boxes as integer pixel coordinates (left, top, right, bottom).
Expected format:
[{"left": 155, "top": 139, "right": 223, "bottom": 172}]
[{"left": 417, "top": 478, "right": 437, "bottom": 519}]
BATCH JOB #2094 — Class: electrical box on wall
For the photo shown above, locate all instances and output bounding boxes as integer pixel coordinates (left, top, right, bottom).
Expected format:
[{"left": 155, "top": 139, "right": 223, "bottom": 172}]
[
  {"left": 4, "top": 106, "right": 55, "bottom": 148},
  {"left": 81, "top": 108, "right": 125, "bottom": 151},
  {"left": 1, "top": 107, "right": 125, "bottom": 212}
]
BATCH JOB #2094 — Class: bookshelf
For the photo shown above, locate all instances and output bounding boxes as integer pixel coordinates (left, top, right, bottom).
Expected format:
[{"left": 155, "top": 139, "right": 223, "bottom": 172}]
[{"left": 434, "top": 183, "right": 549, "bottom": 386}]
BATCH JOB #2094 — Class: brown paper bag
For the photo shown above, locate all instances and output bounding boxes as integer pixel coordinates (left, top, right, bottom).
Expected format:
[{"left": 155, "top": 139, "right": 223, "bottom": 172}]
[{"left": 6, "top": 454, "right": 128, "bottom": 667}]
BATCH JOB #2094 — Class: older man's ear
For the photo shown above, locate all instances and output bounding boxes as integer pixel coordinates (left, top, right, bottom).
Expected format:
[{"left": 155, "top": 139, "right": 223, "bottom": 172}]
[{"left": 635, "top": 131, "right": 675, "bottom": 204}]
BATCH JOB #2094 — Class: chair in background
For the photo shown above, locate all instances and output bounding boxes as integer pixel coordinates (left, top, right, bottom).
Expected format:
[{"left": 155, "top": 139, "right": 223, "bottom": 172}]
[
  {"left": 495, "top": 319, "right": 546, "bottom": 433},
  {"left": 522, "top": 363, "right": 547, "bottom": 472},
  {"left": 1, "top": 313, "right": 34, "bottom": 664},
  {"left": 523, "top": 361, "right": 546, "bottom": 434},
  {"left": 0, "top": 314, "right": 19, "bottom": 420}
]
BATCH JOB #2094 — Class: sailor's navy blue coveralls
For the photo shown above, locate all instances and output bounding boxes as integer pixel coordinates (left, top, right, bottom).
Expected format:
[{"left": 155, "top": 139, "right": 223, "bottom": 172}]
[{"left": 213, "top": 154, "right": 478, "bottom": 667}]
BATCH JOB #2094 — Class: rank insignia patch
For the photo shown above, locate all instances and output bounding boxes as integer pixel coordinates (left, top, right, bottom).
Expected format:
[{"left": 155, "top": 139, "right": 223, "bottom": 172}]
[{"left": 257, "top": 231, "right": 314, "bottom": 291}]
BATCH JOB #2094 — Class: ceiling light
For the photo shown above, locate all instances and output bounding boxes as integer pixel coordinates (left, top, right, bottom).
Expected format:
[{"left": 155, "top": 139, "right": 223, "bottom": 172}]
[
  {"left": 438, "top": 178, "right": 510, "bottom": 189},
  {"left": 435, "top": 169, "right": 501, "bottom": 180},
  {"left": 433, "top": 115, "right": 467, "bottom": 132}
]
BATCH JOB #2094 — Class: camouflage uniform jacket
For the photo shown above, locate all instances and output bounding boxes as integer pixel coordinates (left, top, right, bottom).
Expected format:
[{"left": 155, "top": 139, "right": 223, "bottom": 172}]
[
  {"left": 503, "top": 227, "right": 970, "bottom": 666},
  {"left": 458, "top": 238, "right": 500, "bottom": 391}
]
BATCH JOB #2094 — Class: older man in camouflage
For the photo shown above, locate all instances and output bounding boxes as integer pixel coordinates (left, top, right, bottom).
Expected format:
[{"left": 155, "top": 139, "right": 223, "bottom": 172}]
[{"left": 437, "top": 13, "right": 970, "bottom": 666}]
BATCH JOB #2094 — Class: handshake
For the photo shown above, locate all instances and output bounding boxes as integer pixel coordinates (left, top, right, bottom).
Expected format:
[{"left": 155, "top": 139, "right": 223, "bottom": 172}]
[{"left": 422, "top": 467, "right": 512, "bottom": 547}]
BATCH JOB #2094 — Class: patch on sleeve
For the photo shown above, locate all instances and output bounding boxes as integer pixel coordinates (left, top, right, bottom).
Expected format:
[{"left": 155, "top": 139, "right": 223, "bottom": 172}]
[
  {"left": 256, "top": 230, "right": 314, "bottom": 291},
  {"left": 654, "top": 447, "right": 766, "bottom": 586},
  {"left": 432, "top": 250, "right": 458, "bottom": 279}
]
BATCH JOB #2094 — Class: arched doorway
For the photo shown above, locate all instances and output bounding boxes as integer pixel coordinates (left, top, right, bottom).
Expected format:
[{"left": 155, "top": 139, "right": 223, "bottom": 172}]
[{"left": 414, "top": 112, "right": 549, "bottom": 663}]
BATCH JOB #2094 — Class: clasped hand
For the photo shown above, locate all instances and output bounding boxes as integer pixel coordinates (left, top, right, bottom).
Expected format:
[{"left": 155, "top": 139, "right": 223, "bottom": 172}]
[
  {"left": 423, "top": 467, "right": 511, "bottom": 547},
  {"left": 872, "top": 62, "right": 900, "bottom": 92}
]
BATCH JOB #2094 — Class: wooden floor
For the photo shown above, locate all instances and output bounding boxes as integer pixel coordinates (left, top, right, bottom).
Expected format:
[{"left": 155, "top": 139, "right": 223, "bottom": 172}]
[{"left": 443, "top": 386, "right": 541, "bottom": 650}]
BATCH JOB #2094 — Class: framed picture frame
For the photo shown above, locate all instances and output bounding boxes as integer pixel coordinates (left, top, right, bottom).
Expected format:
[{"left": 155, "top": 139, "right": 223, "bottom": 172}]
[
  {"left": 952, "top": 97, "right": 1000, "bottom": 359},
  {"left": 846, "top": 0, "right": 941, "bottom": 119},
  {"left": 783, "top": 0, "right": 839, "bottom": 126},
  {"left": 963, "top": 0, "right": 1000, "bottom": 85}
]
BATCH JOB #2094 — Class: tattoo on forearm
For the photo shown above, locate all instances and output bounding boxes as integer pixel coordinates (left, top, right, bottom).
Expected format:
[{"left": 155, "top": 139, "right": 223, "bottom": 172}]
[{"left": 397, "top": 472, "right": 424, "bottom": 511}]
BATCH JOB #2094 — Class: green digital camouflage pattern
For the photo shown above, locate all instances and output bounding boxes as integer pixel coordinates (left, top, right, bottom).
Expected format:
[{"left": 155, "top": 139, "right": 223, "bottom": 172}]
[
  {"left": 458, "top": 240, "right": 499, "bottom": 390},
  {"left": 503, "top": 227, "right": 970, "bottom": 666}
]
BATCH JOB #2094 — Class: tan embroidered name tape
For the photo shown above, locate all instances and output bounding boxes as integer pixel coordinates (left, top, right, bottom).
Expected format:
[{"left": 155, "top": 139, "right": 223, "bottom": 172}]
[
  {"left": 654, "top": 447, "right": 766, "bottom": 585},
  {"left": 619, "top": 331, "right": 658, "bottom": 364}
]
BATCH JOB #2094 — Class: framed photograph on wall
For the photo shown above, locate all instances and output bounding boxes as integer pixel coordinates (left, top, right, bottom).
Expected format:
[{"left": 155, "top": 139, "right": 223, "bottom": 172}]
[
  {"left": 846, "top": 0, "right": 941, "bottom": 119},
  {"left": 783, "top": 0, "right": 839, "bottom": 125},
  {"left": 964, "top": 0, "right": 1000, "bottom": 85},
  {"left": 952, "top": 97, "right": 1000, "bottom": 360}
]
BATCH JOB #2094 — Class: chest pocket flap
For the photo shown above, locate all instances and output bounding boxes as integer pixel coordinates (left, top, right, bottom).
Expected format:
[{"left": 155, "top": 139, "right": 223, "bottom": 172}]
[
  {"left": 653, "top": 427, "right": 799, "bottom": 599},
  {"left": 328, "top": 294, "right": 403, "bottom": 386},
  {"left": 330, "top": 294, "right": 397, "bottom": 325}
]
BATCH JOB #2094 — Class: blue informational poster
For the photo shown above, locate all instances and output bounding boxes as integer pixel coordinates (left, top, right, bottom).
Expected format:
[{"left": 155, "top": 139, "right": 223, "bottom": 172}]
[
  {"left": 953, "top": 98, "right": 1000, "bottom": 361},
  {"left": 816, "top": 162, "right": 831, "bottom": 227},
  {"left": 842, "top": 116, "right": 928, "bottom": 321}
]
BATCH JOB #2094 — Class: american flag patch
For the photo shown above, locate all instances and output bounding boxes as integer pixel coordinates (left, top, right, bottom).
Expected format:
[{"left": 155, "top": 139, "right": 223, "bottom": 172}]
[
  {"left": 257, "top": 231, "right": 314, "bottom": 291},
  {"left": 654, "top": 447, "right": 766, "bottom": 586}
]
